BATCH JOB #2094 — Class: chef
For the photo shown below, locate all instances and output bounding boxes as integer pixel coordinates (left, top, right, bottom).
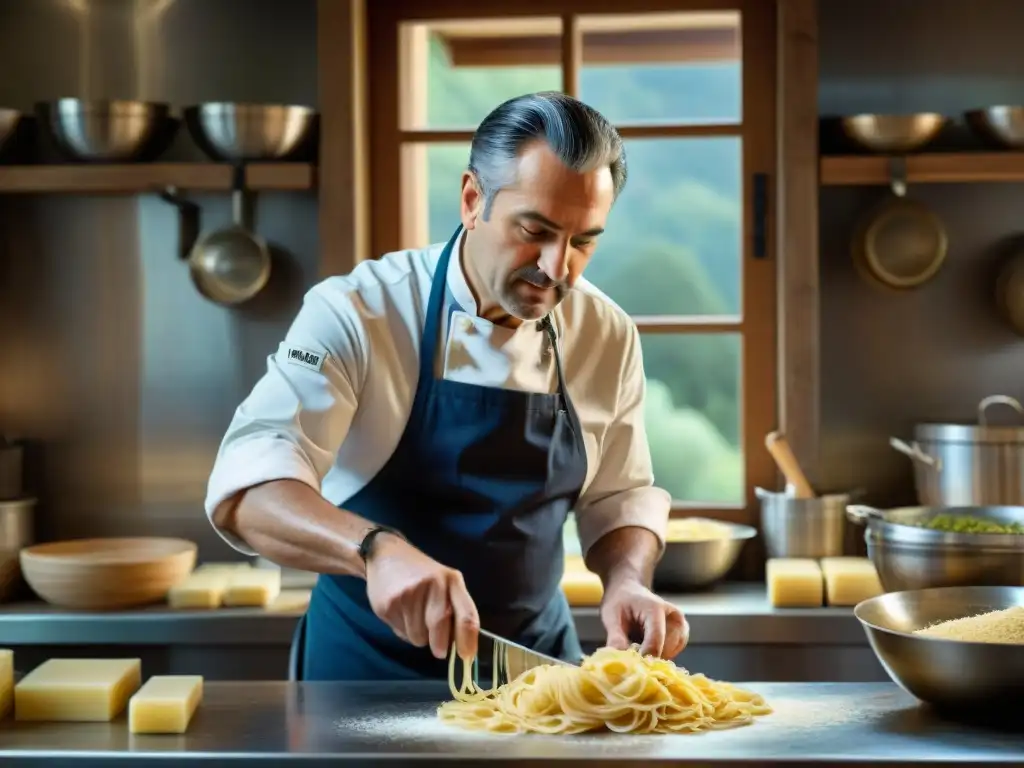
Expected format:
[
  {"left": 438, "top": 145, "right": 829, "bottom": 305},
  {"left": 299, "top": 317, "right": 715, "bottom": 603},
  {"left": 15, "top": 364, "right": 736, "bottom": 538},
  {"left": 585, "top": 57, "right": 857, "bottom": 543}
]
[{"left": 204, "top": 91, "right": 688, "bottom": 681}]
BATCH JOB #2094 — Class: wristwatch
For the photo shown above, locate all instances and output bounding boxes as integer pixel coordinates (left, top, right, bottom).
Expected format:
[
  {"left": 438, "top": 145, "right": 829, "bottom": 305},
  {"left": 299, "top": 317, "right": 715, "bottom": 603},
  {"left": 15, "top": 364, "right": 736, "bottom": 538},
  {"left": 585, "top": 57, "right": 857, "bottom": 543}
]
[{"left": 357, "top": 524, "right": 404, "bottom": 564}]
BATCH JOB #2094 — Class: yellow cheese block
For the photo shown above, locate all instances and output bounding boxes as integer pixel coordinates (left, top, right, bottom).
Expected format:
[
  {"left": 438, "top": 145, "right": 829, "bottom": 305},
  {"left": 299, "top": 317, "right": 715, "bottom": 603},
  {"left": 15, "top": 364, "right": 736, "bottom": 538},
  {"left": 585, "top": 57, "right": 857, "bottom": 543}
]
[
  {"left": 193, "top": 562, "right": 252, "bottom": 574},
  {"left": 168, "top": 572, "right": 229, "bottom": 609},
  {"left": 820, "top": 557, "right": 884, "bottom": 606},
  {"left": 766, "top": 558, "right": 823, "bottom": 608},
  {"left": 0, "top": 649, "right": 12, "bottom": 719},
  {"left": 129, "top": 675, "right": 203, "bottom": 734},
  {"left": 560, "top": 556, "right": 603, "bottom": 606},
  {"left": 223, "top": 568, "right": 281, "bottom": 607},
  {"left": 16, "top": 658, "right": 141, "bottom": 722},
  {"left": 266, "top": 589, "right": 312, "bottom": 613}
]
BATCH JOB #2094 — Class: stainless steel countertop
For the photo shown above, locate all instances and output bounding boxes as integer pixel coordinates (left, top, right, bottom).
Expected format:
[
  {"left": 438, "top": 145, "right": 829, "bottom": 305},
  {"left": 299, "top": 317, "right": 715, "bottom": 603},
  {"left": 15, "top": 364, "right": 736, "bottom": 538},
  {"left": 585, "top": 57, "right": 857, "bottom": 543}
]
[
  {"left": 0, "top": 583, "right": 867, "bottom": 646},
  {"left": 0, "top": 682, "right": 1020, "bottom": 766}
]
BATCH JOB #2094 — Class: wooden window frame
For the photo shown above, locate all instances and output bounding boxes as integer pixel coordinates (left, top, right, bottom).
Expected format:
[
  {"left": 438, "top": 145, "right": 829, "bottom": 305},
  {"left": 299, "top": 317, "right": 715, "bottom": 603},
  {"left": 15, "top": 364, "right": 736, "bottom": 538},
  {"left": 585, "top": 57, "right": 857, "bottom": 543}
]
[{"left": 365, "top": 0, "right": 778, "bottom": 532}]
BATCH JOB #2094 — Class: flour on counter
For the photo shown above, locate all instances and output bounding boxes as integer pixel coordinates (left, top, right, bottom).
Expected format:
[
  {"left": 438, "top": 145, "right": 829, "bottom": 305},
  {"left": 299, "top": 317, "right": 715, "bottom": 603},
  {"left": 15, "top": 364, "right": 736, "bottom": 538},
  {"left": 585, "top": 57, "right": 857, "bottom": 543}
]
[
  {"left": 343, "top": 711, "right": 499, "bottom": 742},
  {"left": 338, "top": 708, "right": 743, "bottom": 752}
]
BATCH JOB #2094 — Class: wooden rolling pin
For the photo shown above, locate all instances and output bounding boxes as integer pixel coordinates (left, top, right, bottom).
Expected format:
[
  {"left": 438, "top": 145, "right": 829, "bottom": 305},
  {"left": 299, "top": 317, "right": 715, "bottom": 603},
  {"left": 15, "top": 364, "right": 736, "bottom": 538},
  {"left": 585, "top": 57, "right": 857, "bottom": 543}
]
[{"left": 765, "top": 431, "right": 816, "bottom": 498}]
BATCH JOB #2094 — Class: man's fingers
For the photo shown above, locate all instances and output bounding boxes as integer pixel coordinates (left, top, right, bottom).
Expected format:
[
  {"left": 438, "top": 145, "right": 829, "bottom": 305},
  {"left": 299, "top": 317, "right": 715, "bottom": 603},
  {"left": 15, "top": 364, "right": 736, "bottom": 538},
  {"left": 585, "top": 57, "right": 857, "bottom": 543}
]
[
  {"left": 447, "top": 572, "right": 480, "bottom": 660},
  {"left": 425, "top": 581, "right": 453, "bottom": 659},
  {"left": 604, "top": 623, "right": 631, "bottom": 650},
  {"left": 639, "top": 606, "right": 667, "bottom": 657},
  {"left": 663, "top": 609, "right": 688, "bottom": 659}
]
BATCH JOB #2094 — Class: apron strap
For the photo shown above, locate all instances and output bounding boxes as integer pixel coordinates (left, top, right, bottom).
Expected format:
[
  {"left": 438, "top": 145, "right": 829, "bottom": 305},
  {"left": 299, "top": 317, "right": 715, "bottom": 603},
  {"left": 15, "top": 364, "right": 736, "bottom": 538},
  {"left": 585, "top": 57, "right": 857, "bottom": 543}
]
[
  {"left": 410, "top": 227, "right": 463, "bottom": 420},
  {"left": 540, "top": 315, "right": 572, "bottom": 412}
]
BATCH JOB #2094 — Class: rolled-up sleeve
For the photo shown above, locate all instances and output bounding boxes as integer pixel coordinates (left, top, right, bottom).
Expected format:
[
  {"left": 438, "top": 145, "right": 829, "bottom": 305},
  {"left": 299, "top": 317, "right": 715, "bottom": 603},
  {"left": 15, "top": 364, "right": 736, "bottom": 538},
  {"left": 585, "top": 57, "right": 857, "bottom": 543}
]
[
  {"left": 575, "top": 323, "right": 671, "bottom": 557},
  {"left": 204, "top": 284, "right": 366, "bottom": 553}
]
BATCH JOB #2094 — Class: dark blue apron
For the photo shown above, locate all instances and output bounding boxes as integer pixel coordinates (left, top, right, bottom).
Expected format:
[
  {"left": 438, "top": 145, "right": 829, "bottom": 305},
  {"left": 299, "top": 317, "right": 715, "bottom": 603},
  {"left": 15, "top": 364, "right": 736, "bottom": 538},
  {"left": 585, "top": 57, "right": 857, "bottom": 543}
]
[{"left": 294, "top": 226, "right": 589, "bottom": 681}]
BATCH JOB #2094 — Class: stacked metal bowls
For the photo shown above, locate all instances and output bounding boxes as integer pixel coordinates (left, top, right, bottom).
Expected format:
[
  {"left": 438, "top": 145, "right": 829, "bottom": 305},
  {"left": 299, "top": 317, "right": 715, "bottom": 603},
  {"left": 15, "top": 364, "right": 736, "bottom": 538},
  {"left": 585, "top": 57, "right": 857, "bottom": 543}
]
[
  {"left": 184, "top": 102, "right": 316, "bottom": 162},
  {"left": 965, "top": 106, "right": 1024, "bottom": 149},
  {"left": 37, "top": 99, "right": 170, "bottom": 161},
  {"left": 840, "top": 113, "right": 946, "bottom": 153},
  {"left": 847, "top": 504, "right": 1024, "bottom": 592},
  {"left": 855, "top": 586, "right": 1024, "bottom": 718}
]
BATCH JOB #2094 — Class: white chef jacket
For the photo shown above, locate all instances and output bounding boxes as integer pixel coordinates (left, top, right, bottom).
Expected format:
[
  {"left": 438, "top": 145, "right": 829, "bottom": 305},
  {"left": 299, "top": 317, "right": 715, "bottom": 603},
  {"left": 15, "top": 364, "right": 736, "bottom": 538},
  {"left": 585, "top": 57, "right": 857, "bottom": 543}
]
[{"left": 205, "top": 230, "right": 671, "bottom": 557}]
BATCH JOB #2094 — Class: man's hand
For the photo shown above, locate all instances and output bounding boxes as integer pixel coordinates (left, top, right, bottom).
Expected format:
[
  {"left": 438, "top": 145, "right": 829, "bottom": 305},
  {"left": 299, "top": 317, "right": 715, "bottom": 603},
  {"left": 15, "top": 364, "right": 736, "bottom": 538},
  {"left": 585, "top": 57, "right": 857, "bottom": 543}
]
[
  {"left": 600, "top": 578, "right": 689, "bottom": 659},
  {"left": 584, "top": 526, "right": 688, "bottom": 659},
  {"left": 364, "top": 535, "right": 480, "bottom": 661}
]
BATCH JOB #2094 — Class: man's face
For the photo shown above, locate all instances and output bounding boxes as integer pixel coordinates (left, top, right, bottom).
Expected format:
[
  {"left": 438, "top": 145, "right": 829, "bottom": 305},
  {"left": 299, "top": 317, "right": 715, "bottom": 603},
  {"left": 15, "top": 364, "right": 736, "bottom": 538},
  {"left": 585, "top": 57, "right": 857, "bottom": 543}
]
[{"left": 459, "top": 141, "right": 615, "bottom": 324}]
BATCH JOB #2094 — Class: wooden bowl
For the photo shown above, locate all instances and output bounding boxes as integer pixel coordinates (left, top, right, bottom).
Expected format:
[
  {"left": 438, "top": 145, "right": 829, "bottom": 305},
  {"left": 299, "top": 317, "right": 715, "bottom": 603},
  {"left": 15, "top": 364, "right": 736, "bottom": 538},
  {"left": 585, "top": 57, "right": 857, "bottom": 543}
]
[{"left": 20, "top": 537, "right": 197, "bottom": 609}]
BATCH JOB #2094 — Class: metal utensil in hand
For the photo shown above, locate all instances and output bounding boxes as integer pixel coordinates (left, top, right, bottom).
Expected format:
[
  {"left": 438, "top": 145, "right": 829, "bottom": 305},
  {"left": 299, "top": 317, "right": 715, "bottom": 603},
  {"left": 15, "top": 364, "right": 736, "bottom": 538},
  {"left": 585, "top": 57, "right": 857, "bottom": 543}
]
[{"left": 474, "top": 629, "right": 575, "bottom": 687}]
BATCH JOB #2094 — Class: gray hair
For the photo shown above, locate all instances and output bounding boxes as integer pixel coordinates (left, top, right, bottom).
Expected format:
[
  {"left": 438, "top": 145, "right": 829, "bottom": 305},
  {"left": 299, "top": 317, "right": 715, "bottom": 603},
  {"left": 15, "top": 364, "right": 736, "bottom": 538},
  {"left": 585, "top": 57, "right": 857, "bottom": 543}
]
[{"left": 468, "top": 91, "right": 627, "bottom": 219}]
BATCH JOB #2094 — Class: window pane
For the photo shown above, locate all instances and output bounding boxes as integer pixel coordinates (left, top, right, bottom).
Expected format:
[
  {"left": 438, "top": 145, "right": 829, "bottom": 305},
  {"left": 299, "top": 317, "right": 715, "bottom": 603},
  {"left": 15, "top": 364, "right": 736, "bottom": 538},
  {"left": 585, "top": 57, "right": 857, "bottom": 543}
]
[
  {"left": 587, "top": 137, "right": 741, "bottom": 316},
  {"left": 415, "top": 138, "right": 742, "bottom": 318},
  {"left": 579, "top": 12, "right": 741, "bottom": 124},
  {"left": 425, "top": 143, "right": 471, "bottom": 244},
  {"left": 401, "top": 19, "right": 562, "bottom": 130},
  {"left": 642, "top": 333, "right": 742, "bottom": 505}
]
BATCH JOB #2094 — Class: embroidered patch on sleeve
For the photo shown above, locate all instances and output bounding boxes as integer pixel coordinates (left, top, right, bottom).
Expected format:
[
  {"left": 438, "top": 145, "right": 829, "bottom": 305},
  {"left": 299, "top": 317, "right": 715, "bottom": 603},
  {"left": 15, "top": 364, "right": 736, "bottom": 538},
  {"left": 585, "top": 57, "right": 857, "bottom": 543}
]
[{"left": 283, "top": 345, "right": 327, "bottom": 372}]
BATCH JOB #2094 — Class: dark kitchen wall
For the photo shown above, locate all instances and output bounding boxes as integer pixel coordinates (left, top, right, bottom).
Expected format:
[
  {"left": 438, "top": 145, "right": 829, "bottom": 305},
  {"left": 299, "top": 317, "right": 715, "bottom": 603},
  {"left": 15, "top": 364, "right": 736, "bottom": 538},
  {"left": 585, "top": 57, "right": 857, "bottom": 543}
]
[
  {"left": 0, "top": 0, "right": 319, "bottom": 555},
  {"left": 817, "top": 0, "right": 1024, "bottom": 504}
]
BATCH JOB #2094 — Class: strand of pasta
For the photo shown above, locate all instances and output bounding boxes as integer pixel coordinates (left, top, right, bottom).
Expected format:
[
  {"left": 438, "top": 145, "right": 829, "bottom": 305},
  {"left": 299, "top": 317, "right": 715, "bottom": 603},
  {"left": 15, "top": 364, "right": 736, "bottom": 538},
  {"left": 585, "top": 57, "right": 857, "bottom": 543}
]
[
  {"left": 447, "top": 640, "right": 500, "bottom": 702},
  {"left": 439, "top": 645, "right": 772, "bottom": 735}
]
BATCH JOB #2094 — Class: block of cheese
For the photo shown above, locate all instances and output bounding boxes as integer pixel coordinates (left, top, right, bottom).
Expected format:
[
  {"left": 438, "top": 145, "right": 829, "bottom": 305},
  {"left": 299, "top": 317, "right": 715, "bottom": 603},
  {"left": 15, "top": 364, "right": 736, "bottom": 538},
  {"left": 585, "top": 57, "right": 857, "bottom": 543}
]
[
  {"left": 266, "top": 589, "right": 312, "bottom": 613},
  {"left": 193, "top": 562, "right": 252, "bottom": 574},
  {"left": 561, "top": 556, "right": 603, "bottom": 606},
  {"left": 129, "top": 675, "right": 203, "bottom": 734},
  {"left": 0, "top": 649, "right": 12, "bottom": 719},
  {"left": 168, "top": 572, "right": 229, "bottom": 609},
  {"left": 820, "top": 557, "right": 884, "bottom": 606},
  {"left": 223, "top": 568, "right": 281, "bottom": 607},
  {"left": 766, "top": 558, "right": 824, "bottom": 608},
  {"left": 16, "top": 658, "right": 141, "bottom": 722}
]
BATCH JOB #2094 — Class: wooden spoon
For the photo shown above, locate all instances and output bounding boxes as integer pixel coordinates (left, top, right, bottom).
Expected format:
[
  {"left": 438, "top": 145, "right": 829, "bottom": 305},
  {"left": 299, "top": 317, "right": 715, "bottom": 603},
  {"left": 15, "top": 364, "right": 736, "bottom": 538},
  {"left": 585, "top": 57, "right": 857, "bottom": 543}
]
[{"left": 764, "top": 431, "right": 816, "bottom": 498}]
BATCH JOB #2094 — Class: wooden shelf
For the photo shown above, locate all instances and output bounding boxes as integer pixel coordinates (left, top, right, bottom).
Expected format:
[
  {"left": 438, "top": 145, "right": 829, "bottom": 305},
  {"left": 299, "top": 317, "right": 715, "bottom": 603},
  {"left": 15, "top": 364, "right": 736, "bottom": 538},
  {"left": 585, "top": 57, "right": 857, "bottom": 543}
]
[
  {"left": 820, "top": 152, "right": 1024, "bottom": 186},
  {"left": 0, "top": 163, "right": 316, "bottom": 194}
]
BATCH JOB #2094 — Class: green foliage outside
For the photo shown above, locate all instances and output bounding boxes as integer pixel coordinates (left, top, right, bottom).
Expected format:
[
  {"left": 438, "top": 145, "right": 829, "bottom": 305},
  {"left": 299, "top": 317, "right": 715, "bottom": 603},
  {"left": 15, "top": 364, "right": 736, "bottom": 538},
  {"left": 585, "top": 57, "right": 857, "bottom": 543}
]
[{"left": 422, "top": 35, "right": 745, "bottom": 505}]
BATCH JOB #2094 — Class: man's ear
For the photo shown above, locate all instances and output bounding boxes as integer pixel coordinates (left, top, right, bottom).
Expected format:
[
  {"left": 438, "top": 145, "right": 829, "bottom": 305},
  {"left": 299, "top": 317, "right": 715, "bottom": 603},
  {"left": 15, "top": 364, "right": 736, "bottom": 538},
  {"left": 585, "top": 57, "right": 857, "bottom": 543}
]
[{"left": 460, "top": 171, "right": 484, "bottom": 230}]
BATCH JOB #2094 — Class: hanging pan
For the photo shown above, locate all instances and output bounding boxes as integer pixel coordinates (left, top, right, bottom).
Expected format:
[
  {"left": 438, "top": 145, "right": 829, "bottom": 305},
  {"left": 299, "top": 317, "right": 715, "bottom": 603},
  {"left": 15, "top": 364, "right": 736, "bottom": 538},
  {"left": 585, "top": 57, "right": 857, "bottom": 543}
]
[
  {"left": 851, "top": 157, "right": 948, "bottom": 291},
  {"left": 160, "top": 166, "right": 271, "bottom": 306}
]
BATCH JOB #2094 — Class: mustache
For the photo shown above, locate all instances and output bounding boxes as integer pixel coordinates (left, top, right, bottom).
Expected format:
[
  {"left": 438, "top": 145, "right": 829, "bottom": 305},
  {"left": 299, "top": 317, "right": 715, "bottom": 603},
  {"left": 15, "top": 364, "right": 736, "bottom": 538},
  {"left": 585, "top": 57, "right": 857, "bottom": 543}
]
[{"left": 511, "top": 265, "right": 566, "bottom": 291}]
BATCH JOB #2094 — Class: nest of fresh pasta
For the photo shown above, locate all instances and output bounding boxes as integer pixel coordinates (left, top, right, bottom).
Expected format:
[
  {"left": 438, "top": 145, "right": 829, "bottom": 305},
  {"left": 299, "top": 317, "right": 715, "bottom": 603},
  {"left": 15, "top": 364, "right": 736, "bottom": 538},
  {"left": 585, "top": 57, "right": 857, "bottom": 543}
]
[{"left": 438, "top": 644, "right": 771, "bottom": 735}]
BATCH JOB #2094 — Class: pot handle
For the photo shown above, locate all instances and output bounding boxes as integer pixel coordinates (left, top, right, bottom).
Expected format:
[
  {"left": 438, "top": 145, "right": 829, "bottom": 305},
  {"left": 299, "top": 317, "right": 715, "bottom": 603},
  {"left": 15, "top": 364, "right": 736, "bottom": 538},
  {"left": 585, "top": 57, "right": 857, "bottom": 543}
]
[
  {"left": 978, "top": 395, "right": 1024, "bottom": 425},
  {"left": 888, "top": 437, "right": 942, "bottom": 471},
  {"left": 846, "top": 504, "right": 885, "bottom": 526}
]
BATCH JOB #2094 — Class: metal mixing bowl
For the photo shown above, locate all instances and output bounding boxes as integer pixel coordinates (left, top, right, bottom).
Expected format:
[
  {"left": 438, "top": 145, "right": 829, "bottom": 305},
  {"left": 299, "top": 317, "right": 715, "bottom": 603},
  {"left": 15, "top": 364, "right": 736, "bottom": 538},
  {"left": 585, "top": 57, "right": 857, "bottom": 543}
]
[
  {"left": 854, "top": 586, "right": 1024, "bottom": 716},
  {"left": 965, "top": 106, "right": 1024, "bottom": 149},
  {"left": 37, "top": 99, "right": 169, "bottom": 161},
  {"left": 185, "top": 102, "right": 316, "bottom": 162},
  {"left": 848, "top": 504, "right": 1024, "bottom": 591},
  {"left": 0, "top": 108, "right": 21, "bottom": 154},
  {"left": 840, "top": 113, "right": 946, "bottom": 153},
  {"left": 653, "top": 519, "right": 756, "bottom": 591}
]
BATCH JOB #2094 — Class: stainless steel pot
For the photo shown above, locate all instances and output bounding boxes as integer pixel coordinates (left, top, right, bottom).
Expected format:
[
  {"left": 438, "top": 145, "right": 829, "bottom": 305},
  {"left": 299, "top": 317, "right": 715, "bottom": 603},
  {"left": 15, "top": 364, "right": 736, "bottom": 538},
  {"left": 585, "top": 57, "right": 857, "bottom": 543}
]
[
  {"left": 847, "top": 503, "right": 1024, "bottom": 591},
  {"left": 0, "top": 496, "right": 35, "bottom": 603},
  {"left": 0, "top": 496, "right": 35, "bottom": 551},
  {"left": 890, "top": 395, "right": 1024, "bottom": 506},
  {"left": 757, "top": 487, "right": 849, "bottom": 558}
]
